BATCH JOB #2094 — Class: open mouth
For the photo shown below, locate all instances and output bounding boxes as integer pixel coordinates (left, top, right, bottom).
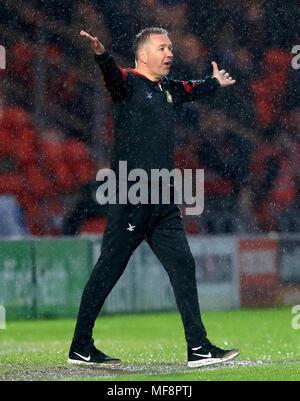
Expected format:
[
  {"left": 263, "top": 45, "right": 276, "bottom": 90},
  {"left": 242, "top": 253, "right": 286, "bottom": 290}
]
[{"left": 164, "top": 61, "right": 172, "bottom": 67}]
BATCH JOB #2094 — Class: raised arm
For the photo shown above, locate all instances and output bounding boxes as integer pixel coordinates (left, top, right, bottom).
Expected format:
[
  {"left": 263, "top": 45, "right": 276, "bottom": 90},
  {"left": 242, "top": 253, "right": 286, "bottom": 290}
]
[
  {"left": 80, "top": 30, "right": 127, "bottom": 102},
  {"left": 169, "top": 61, "right": 236, "bottom": 103},
  {"left": 80, "top": 30, "right": 105, "bottom": 55}
]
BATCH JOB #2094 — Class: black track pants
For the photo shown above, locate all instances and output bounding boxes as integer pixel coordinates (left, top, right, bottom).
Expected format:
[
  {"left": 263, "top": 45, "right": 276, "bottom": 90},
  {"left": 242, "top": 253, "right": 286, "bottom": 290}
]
[{"left": 71, "top": 201, "right": 208, "bottom": 350}]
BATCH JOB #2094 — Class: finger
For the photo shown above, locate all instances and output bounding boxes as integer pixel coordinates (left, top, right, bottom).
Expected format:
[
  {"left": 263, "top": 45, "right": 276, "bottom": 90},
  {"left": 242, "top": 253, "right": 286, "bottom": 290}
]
[
  {"left": 211, "top": 61, "right": 218, "bottom": 73},
  {"left": 80, "top": 30, "right": 94, "bottom": 40},
  {"left": 224, "top": 72, "right": 230, "bottom": 79},
  {"left": 219, "top": 69, "right": 225, "bottom": 75}
]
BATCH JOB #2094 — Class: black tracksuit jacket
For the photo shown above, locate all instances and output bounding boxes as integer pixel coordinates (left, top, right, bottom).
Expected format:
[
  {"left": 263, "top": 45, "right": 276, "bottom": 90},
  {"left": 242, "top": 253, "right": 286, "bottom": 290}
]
[{"left": 95, "top": 51, "right": 220, "bottom": 177}]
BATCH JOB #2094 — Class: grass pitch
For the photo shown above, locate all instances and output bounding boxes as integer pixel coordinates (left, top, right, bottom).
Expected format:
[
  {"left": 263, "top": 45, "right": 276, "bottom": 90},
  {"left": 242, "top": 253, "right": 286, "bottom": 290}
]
[{"left": 0, "top": 307, "right": 299, "bottom": 381}]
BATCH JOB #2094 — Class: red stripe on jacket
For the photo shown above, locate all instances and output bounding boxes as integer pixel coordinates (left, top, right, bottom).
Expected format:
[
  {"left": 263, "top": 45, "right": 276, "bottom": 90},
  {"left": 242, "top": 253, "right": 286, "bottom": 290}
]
[{"left": 182, "top": 81, "right": 200, "bottom": 93}]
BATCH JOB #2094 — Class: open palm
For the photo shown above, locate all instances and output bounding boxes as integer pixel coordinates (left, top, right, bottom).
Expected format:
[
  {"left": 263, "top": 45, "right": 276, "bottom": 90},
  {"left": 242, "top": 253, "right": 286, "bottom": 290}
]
[{"left": 211, "top": 61, "right": 236, "bottom": 87}]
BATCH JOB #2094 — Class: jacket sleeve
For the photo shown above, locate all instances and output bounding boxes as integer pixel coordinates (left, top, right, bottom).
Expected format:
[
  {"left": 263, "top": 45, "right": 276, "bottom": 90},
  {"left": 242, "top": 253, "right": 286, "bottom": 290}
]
[
  {"left": 94, "top": 51, "right": 127, "bottom": 103},
  {"left": 169, "top": 76, "right": 220, "bottom": 103}
]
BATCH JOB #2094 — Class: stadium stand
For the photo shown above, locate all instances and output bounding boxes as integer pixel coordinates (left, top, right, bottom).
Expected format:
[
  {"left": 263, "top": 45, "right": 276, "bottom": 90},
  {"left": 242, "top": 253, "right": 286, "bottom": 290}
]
[{"left": 0, "top": 0, "right": 299, "bottom": 235}]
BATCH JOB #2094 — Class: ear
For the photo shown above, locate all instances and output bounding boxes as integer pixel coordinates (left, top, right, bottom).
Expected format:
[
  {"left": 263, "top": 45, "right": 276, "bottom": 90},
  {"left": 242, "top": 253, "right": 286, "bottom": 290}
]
[{"left": 138, "top": 49, "right": 147, "bottom": 64}]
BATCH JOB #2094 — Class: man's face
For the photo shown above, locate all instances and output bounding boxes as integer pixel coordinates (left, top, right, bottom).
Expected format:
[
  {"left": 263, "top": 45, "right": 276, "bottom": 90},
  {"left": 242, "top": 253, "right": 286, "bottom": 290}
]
[{"left": 139, "top": 34, "right": 173, "bottom": 79}]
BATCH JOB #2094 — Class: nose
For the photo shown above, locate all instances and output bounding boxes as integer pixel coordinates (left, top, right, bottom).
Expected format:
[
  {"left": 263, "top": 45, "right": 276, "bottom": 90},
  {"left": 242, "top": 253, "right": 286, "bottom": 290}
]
[{"left": 166, "top": 48, "right": 173, "bottom": 59}]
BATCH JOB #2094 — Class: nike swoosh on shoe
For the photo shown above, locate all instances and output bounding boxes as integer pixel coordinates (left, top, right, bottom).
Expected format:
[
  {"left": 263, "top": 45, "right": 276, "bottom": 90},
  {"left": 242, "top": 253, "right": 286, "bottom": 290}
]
[
  {"left": 193, "top": 352, "right": 212, "bottom": 358},
  {"left": 74, "top": 352, "right": 91, "bottom": 361}
]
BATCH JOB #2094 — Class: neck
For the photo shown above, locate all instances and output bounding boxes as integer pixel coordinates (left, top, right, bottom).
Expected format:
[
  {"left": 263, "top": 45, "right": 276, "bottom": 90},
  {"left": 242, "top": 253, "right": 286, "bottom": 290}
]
[{"left": 135, "top": 64, "right": 162, "bottom": 82}]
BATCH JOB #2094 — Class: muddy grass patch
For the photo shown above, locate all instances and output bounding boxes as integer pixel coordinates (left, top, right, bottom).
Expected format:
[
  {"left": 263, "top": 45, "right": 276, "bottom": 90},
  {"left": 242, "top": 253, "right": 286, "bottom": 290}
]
[{"left": 1, "top": 360, "right": 292, "bottom": 381}]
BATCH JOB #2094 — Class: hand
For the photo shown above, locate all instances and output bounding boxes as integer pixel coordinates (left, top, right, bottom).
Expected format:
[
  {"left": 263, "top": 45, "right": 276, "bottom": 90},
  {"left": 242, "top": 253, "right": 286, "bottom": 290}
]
[
  {"left": 80, "top": 30, "right": 105, "bottom": 55},
  {"left": 211, "top": 61, "right": 236, "bottom": 87}
]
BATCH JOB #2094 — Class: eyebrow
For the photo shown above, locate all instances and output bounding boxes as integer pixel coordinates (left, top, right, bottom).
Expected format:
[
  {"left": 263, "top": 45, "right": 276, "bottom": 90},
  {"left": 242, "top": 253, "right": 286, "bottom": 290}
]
[{"left": 157, "top": 43, "right": 172, "bottom": 48}]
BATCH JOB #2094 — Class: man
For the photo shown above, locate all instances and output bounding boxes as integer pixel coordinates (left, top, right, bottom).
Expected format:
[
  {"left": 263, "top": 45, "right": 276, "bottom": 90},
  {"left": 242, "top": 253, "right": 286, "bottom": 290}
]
[{"left": 68, "top": 27, "right": 239, "bottom": 368}]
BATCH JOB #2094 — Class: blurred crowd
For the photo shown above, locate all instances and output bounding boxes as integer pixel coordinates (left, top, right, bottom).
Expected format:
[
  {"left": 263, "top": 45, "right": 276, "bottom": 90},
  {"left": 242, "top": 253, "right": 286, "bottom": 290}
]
[{"left": 0, "top": 0, "right": 299, "bottom": 236}]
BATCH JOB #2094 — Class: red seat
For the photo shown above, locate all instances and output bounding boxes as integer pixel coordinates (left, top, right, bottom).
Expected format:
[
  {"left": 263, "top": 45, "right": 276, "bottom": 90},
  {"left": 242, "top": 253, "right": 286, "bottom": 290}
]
[
  {"left": 11, "top": 42, "right": 35, "bottom": 86},
  {"left": 0, "top": 106, "right": 33, "bottom": 135},
  {"left": 63, "top": 140, "right": 95, "bottom": 187},
  {"left": 24, "top": 163, "right": 54, "bottom": 198},
  {"left": 15, "top": 128, "right": 37, "bottom": 165},
  {"left": 0, "top": 173, "right": 24, "bottom": 195},
  {"left": 0, "top": 128, "right": 13, "bottom": 156},
  {"left": 80, "top": 218, "right": 107, "bottom": 234}
]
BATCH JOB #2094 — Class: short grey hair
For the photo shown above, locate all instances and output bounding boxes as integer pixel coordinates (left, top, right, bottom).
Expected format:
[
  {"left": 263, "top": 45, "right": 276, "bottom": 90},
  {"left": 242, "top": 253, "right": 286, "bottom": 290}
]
[{"left": 133, "top": 27, "right": 169, "bottom": 61}]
